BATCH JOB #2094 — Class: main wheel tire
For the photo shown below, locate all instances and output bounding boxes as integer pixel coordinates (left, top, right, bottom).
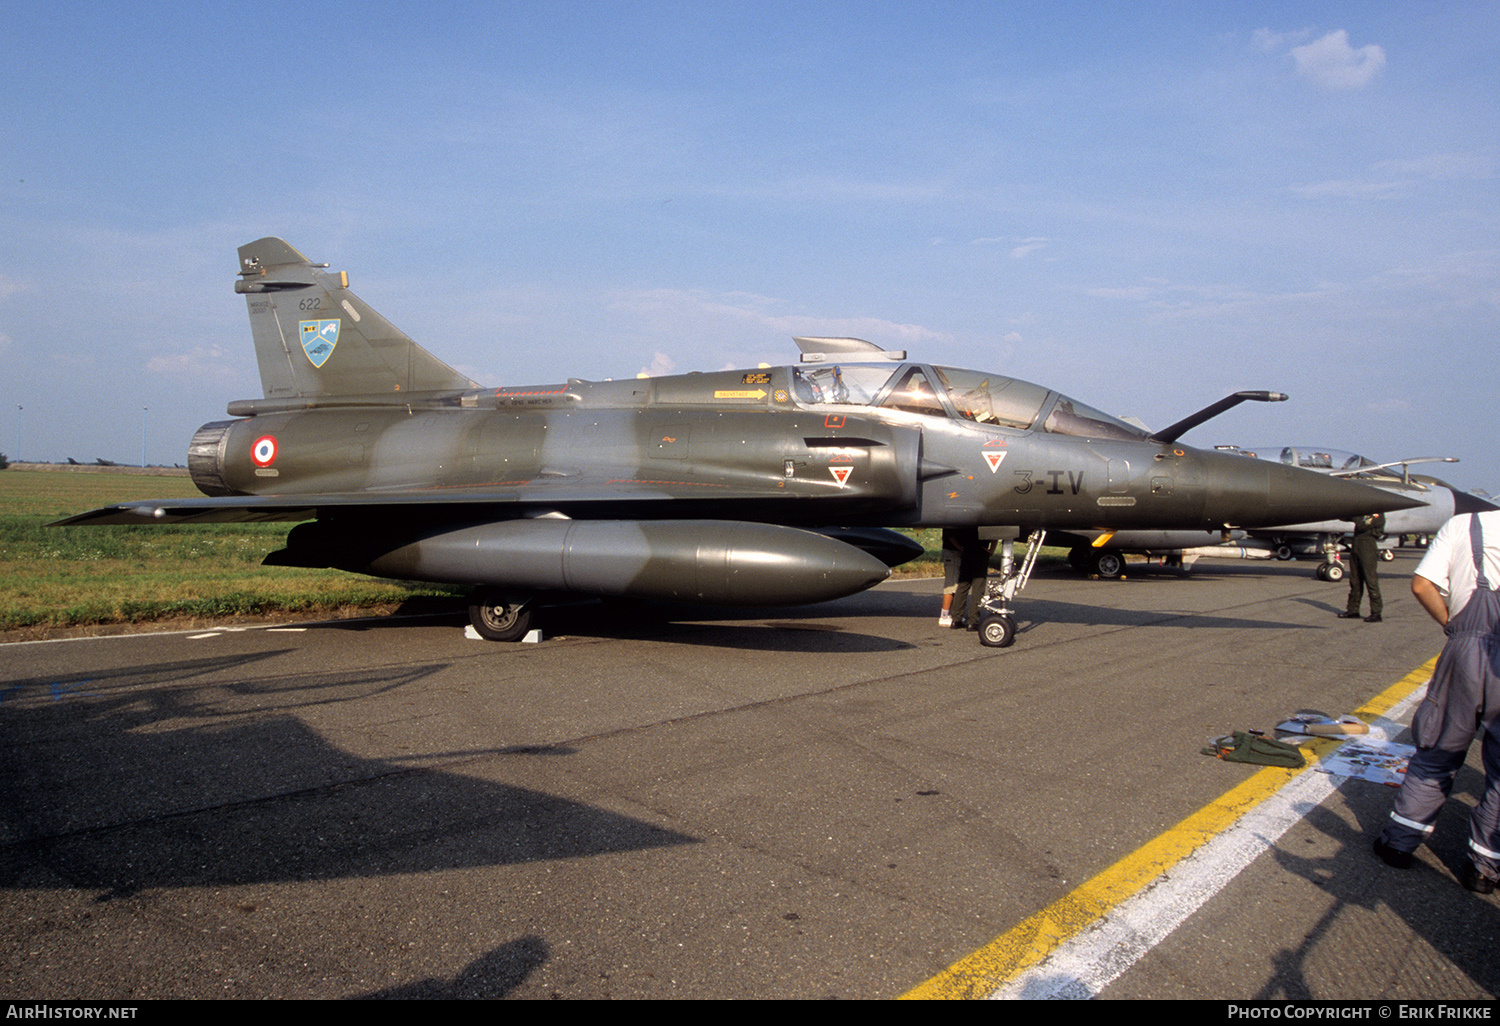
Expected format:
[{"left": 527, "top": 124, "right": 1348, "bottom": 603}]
[
  {"left": 1093, "top": 550, "right": 1126, "bottom": 580},
  {"left": 979, "top": 614, "right": 1016, "bottom": 648},
  {"left": 468, "top": 594, "right": 534, "bottom": 642}
]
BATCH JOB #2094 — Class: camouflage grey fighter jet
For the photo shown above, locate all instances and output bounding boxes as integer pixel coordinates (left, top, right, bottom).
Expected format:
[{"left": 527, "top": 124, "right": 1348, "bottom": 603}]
[{"left": 56, "top": 238, "right": 1421, "bottom": 646}]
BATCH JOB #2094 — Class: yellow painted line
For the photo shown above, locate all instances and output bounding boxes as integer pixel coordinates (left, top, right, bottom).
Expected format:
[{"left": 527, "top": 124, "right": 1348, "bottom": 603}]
[
  {"left": 901, "top": 656, "right": 1439, "bottom": 1000},
  {"left": 1356, "top": 656, "right": 1439, "bottom": 722}
]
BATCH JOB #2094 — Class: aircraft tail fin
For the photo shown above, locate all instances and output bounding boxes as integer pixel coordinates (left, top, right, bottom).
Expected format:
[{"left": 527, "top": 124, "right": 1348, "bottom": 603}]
[{"left": 233, "top": 238, "right": 478, "bottom": 400}]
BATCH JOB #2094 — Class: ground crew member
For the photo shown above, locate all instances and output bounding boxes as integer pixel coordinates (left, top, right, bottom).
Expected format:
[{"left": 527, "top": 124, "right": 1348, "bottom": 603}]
[
  {"left": 938, "top": 528, "right": 965, "bottom": 627},
  {"left": 951, "top": 532, "right": 995, "bottom": 630},
  {"left": 938, "top": 527, "right": 991, "bottom": 629},
  {"left": 1340, "top": 512, "right": 1386, "bottom": 622},
  {"left": 1373, "top": 511, "right": 1500, "bottom": 893}
]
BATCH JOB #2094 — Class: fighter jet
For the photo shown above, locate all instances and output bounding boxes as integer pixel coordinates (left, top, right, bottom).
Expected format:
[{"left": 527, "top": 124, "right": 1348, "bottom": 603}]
[
  {"left": 55, "top": 238, "right": 1420, "bottom": 646},
  {"left": 1217, "top": 447, "right": 1493, "bottom": 579},
  {"left": 1052, "top": 447, "right": 1496, "bottom": 581}
]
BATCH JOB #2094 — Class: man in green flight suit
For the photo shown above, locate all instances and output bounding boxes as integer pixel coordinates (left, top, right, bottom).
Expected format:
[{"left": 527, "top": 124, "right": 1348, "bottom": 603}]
[{"left": 1339, "top": 512, "right": 1386, "bottom": 623}]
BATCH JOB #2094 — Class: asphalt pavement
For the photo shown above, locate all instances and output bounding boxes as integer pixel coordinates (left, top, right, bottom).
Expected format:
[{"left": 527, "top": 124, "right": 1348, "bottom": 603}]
[{"left": 2, "top": 551, "right": 1495, "bottom": 999}]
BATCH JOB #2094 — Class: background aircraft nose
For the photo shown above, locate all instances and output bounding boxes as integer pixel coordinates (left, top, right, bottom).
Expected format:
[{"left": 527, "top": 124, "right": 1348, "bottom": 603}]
[
  {"left": 1199, "top": 449, "right": 1424, "bottom": 528},
  {"left": 1452, "top": 487, "right": 1499, "bottom": 516}
]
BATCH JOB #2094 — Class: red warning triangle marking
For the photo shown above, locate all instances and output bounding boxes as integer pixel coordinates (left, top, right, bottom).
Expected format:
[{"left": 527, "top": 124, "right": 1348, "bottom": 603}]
[
  {"left": 983, "top": 451, "right": 1006, "bottom": 473},
  {"left": 829, "top": 467, "right": 853, "bottom": 487}
]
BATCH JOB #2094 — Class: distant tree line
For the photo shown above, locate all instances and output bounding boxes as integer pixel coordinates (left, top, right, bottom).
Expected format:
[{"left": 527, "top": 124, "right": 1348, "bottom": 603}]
[
  {"left": 0, "top": 456, "right": 187, "bottom": 470},
  {"left": 0, "top": 456, "right": 190, "bottom": 474}
]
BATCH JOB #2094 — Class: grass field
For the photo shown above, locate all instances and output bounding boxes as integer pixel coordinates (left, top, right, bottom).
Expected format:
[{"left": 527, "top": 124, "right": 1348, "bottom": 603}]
[
  {"left": 0, "top": 469, "right": 465, "bottom": 633},
  {"left": 0, "top": 468, "right": 971, "bottom": 635}
]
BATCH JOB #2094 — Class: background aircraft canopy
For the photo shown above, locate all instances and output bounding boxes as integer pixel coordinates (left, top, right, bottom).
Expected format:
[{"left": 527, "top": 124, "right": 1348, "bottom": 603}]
[
  {"left": 1275, "top": 447, "right": 1374, "bottom": 473},
  {"left": 1246, "top": 446, "right": 1451, "bottom": 489}
]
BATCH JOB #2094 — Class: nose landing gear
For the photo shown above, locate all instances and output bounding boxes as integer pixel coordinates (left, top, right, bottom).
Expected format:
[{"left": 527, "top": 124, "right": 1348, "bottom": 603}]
[{"left": 977, "top": 529, "right": 1045, "bottom": 648}]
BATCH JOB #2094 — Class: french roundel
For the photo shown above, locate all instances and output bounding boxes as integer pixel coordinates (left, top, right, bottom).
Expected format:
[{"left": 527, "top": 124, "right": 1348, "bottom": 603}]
[{"left": 251, "top": 435, "right": 278, "bottom": 467}]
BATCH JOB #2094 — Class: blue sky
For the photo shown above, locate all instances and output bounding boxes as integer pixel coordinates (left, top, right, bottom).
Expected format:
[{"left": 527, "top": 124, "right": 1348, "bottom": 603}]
[{"left": 3, "top": 1, "right": 1497, "bottom": 492}]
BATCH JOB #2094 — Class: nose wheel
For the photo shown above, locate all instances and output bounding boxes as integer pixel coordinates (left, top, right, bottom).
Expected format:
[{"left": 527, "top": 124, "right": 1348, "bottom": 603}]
[
  {"left": 1313, "top": 532, "right": 1346, "bottom": 582},
  {"left": 978, "top": 613, "right": 1016, "bottom": 648}
]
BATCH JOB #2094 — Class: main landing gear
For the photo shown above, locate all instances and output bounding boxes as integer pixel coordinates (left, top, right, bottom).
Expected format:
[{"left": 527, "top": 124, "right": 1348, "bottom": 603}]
[
  {"left": 976, "top": 529, "right": 1046, "bottom": 648},
  {"left": 468, "top": 590, "right": 535, "bottom": 642},
  {"left": 1067, "top": 545, "right": 1126, "bottom": 579}
]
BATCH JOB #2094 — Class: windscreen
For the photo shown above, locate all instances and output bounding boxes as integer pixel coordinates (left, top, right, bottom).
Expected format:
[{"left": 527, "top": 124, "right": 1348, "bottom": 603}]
[{"left": 791, "top": 364, "right": 899, "bottom": 406}]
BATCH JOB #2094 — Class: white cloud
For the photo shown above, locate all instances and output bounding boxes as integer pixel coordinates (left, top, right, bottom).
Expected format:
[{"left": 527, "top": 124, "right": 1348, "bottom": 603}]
[
  {"left": 637, "top": 352, "right": 676, "bottom": 378},
  {"left": 145, "top": 345, "right": 243, "bottom": 384},
  {"left": 1375, "top": 150, "right": 1499, "bottom": 182},
  {"left": 1290, "top": 30, "right": 1386, "bottom": 90},
  {"left": 1251, "top": 27, "right": 1312, "bottom": 53},
  {"left": 610, "top": 287, "right": 942, "bottom": 349},
  {"left": 1288, "top": 178, "right": 1406, "bottom": 200},
  {"left": 970, "top": 237, "right": 1051, "bottom": 259},
  {"left": 0, "top": 273, "right": 33, "bottom": 303},
  {"left": 1081, "top": 279, "right": 1340, "bottom": 323},
  {"left": 1289, "top": 149, "right": 1497, "bottom": 201}
]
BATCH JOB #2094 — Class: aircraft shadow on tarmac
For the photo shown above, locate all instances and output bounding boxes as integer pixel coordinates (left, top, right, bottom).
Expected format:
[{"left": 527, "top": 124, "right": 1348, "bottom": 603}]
[
  {"left": 1015, "top": 598, "right": 1311, "bottom": 633},
  {"left": 555, "top": 590, "right": 1310, "bottom": 643},
  {"left": 314, "top": 593, "right": 921, "bottom": 652},
  {"left": 1259, "top": 782, "right": 1500, "bottom": 999},
  {"left": 0, "top": 653, "right": 696, "bottom": 901},
  {"left": 293, "top": 585, "right": 1318, "bottom": 650}
]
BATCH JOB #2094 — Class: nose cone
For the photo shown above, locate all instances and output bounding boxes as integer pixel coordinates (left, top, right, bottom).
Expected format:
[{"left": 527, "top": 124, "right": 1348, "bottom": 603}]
[
  {"left": 1267, "top": 466, "right": 1425, "bottom": 523},
  {"left": 1200, "top": 450, "right": 1425, "bottom": 527}
]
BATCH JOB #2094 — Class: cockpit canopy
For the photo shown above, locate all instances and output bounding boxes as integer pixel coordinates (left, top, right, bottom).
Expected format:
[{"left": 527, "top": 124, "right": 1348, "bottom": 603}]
[{"left": 790, "top": 362, "right": 1147, "bottom": 441}]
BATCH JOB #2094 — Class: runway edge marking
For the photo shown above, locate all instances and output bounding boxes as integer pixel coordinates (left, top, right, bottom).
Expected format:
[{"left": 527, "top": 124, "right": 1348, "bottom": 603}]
[{"left": 900, "top": 656, "right": 1439, "bottom": 1000}]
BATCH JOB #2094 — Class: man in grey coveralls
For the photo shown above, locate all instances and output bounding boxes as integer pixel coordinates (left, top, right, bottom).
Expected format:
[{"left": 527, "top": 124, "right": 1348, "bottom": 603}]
[{"left": 1374, "top": 510, "right": 1500, "bottom": 893}]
